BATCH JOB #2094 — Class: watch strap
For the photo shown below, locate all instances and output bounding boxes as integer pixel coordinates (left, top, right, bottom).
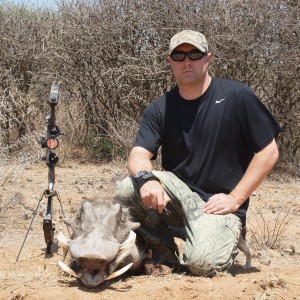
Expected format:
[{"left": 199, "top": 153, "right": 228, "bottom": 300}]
[{"left": 135, "top": 171, "right": 160, "bottom": 191}]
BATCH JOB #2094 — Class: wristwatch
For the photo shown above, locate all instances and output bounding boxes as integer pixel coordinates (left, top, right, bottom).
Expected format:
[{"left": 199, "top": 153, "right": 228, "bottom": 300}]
[
  {"left": 133, "top": 170, "right": 160, "bottom": 191},
  {"left": 134, "top": 170, "right": 148, "bottom": 181}
]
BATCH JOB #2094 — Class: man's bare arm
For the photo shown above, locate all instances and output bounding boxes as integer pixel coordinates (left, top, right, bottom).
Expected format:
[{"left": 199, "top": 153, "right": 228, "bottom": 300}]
[
  {"left": 127, "top": 146, "right": 154, "bottom": 175},
  {"left": 203, "top": 139, "right": 279, "bottom": 214}
]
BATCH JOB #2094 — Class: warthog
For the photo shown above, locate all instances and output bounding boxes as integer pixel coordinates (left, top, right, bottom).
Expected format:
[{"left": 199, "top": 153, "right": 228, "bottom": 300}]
[{"left": 57, "top": 197, "right": 146, "bottom": 287}]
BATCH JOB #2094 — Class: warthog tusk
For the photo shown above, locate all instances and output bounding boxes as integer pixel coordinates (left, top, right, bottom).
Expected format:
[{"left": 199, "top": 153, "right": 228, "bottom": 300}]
[
  {"left": 58, "top": 261, "right": 78, "bottom": 278},
  {"left": 119, "top": 230, "right": 136, "bottom": 251},
  {"left": 113, "top": 230, "right": 136, "bottom": 266},
  {"left": 106, "top": 263, "right": 133, "bottom": 280},
  {"left": 57, "top": 231, "right": 71, "bottom": 248}
]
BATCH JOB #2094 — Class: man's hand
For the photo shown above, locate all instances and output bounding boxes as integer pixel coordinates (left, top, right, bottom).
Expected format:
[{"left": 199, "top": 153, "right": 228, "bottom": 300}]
[
  {"left": 139, "top": 180, "right": 170, "bottom": 214},
  {"left": 203, "top": 193, "right": 240, "bottom": 215},
  {"left": 203, "top": 139, "right": 279, "bottom": 215}
]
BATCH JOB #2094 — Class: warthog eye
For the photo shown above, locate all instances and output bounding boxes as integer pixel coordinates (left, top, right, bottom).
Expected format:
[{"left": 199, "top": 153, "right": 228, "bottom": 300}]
[{"left": 92, "top": 269, "right": 99, "bottom": 275}]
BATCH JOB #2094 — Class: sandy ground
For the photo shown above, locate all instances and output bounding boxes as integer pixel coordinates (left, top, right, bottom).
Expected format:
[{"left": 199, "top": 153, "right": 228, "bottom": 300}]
[{"left": 0, "top": 161, "right": 299, "bottom": 300}]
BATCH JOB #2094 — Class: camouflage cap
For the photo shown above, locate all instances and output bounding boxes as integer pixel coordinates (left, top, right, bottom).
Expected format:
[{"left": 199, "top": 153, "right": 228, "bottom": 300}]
[{"left": 169, "top": 30, "right": 208, "bottom": 54}]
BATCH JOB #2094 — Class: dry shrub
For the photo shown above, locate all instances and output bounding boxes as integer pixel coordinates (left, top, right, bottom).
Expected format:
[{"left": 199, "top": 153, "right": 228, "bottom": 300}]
[
  {"left": 0, "top": 0, "right": 299, "bottom": 165},
  {"left": 248, "top": 205, "right": 295, "bottom": 249}
]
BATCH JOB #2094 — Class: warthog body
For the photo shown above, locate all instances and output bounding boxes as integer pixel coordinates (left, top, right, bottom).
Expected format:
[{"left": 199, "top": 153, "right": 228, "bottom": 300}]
[{"left": 57, "top": 198, "right": 146, "bottom": 287}]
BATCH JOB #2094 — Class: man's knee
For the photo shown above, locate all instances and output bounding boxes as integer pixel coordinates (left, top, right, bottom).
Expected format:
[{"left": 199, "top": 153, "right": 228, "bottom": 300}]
[
  {"left": 181, "top": 214, "right": 242, "bottom": 276},
  {"left": 182, "top": 250, "right": 233, "bottom": 276},
  {"left": 115, "top": 176, "right": 135, "bottom": 199}
]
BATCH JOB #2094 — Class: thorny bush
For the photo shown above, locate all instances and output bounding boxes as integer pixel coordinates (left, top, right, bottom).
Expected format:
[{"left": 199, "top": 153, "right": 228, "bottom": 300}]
[{"left": 0, "top": 0, "right": 299, "bottom": 168}]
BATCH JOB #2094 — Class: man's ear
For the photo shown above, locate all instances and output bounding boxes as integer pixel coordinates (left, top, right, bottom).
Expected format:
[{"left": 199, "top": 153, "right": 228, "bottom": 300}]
[{"left": 206, "top": 52, "right": 212, "bottom": 63}]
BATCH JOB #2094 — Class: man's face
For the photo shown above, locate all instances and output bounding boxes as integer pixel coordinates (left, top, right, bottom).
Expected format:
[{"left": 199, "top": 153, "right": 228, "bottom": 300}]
[{"left": 168, "top": 43, "right": 211, "bottom": 85}]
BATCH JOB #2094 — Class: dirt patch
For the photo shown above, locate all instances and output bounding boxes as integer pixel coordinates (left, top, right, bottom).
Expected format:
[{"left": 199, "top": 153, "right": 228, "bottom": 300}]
[{"left": 1, "top": 161, "right": 299, "bottom": 300}]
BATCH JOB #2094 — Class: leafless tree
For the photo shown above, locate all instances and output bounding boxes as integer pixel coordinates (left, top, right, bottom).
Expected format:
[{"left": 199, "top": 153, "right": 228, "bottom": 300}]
[{"left": 0, "top": 0, "right": 299, "bottom": 166}]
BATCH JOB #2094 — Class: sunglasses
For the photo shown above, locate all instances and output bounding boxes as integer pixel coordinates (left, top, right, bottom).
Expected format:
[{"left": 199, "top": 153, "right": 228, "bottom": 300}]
[{"left": 170, "top": 49, "right": 206, "bottom": 62}]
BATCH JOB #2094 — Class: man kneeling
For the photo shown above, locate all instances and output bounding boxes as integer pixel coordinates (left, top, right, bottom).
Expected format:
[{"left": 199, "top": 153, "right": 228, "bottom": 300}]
[{"left": 117, "top": 30, "right": 280, "bottom": 276}]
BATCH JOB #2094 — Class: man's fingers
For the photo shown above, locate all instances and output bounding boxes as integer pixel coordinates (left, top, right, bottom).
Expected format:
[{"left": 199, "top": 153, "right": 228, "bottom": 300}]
[
  {"left": 203, "top": 193, "right": 240, "bottom": 214},
  {"left": 206, "top": 206, "right": 226, "bottom": 214},
  {"left": 140, "top": 180, "right": 170, "bottom": 213},
  {"left": 212, "top": 208, "right": 228, "bottom": 215},
  {"left": 156, "top": 194, "right": 165, "bottom": 213},
  {"left": 163, "top": 191, "right": 171, "bottom": 205},
  {"left": 203, "top": 198, "right": 219, "bottom": 212},
  {"left": 204, "top": 203, "right": 224, "bottom": 214}
]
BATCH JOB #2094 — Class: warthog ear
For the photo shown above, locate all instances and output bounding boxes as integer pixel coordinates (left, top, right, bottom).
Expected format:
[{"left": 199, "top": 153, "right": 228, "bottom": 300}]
[
  {"left": 63, "top": 218, "right": 81, "bottom": 237},
  {"left": 119, "top": 207, "right": 140, "bottom": 230},
  {"left": 129, "top": 221, "right": 140, "bottom": 230}
]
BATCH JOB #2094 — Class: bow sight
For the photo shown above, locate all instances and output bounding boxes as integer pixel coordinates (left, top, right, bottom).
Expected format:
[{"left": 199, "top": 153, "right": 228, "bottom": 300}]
[{"left": 16, "top": 83, "right": 68, "bottom": 261}]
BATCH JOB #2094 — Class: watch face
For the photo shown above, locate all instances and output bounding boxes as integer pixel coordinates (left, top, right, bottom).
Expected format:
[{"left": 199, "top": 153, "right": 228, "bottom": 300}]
[{"left": 135, "top": 171, "right": 147, "bottom": 179}]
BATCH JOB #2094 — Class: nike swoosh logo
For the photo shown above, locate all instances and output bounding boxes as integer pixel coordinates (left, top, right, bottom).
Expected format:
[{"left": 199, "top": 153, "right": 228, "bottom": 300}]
[{"left": 215, "top": 98, "right": 226, "bottom": 104}]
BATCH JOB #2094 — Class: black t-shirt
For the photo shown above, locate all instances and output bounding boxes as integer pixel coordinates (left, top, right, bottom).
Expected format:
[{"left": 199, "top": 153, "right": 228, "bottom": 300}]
[{"left": 134, "top": 77, "right": 281, "bottom": 224}]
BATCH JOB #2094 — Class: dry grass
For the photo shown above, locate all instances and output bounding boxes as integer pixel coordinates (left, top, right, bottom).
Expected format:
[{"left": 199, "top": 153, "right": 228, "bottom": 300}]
[{"left": 253, "top": 273, "right": 288, "bottom": 300}]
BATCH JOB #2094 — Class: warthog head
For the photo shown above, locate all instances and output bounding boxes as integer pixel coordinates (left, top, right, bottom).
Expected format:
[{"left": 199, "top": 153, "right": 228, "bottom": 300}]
[{"left": 57, "top": 198, "right": 145, "bottom": 287}]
